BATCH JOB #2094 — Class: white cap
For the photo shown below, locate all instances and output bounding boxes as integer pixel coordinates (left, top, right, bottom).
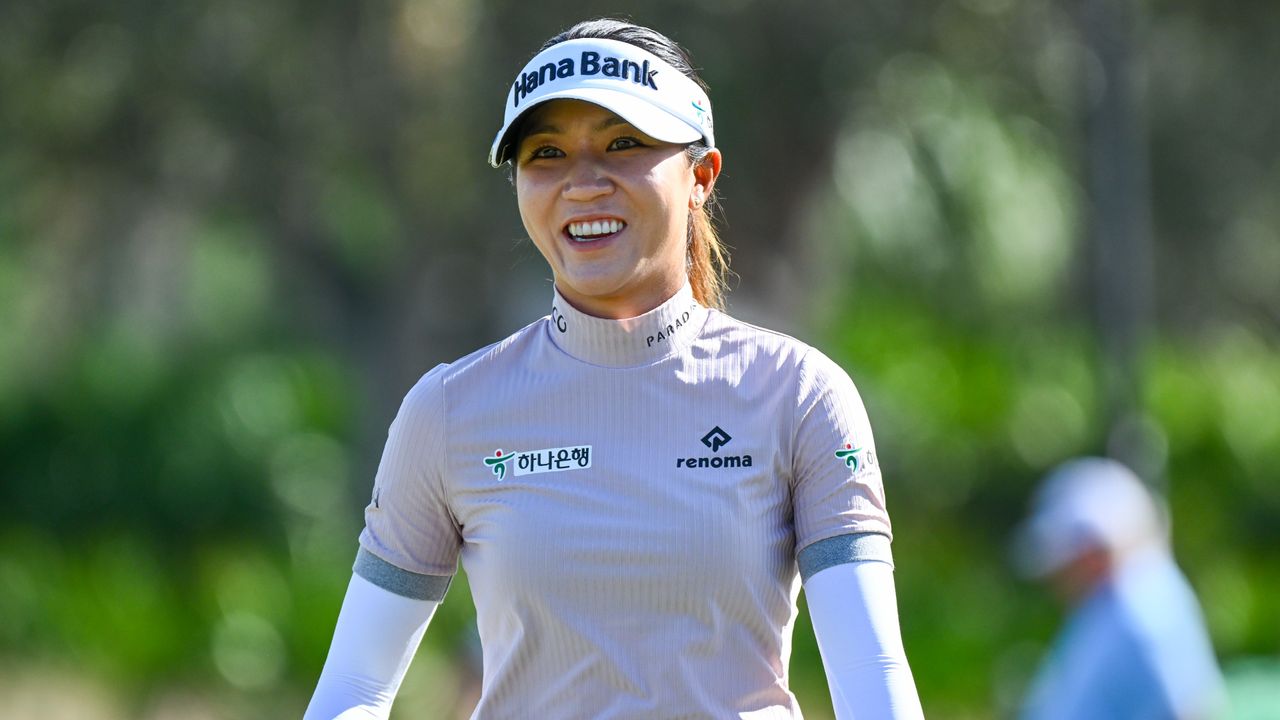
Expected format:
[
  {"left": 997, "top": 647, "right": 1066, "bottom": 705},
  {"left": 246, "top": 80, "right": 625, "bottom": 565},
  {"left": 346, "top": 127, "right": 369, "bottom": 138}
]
[
  {"left": 1013, "top": 457, "right": 1167, "bottom": 577},
  {"left": 489, "top": 38, "right": 715, "bottom": 167}
]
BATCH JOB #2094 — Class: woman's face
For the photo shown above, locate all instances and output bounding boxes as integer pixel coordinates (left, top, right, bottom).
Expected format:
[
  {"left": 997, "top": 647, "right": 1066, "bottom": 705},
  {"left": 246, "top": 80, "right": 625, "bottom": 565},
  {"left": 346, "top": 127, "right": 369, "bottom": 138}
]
[{"left": 514, "top": 99, "right": 719, "bottom": 319}]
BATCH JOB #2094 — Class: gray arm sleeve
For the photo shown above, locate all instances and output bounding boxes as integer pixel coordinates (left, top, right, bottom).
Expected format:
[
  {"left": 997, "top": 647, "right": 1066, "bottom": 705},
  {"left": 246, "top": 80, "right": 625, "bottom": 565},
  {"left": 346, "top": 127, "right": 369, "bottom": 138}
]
[
  {"left": 798, "top": 531, "right": 894, "bottom": 582},
  {"left": 354, "top": 547, "right": 453, "bottom": 602}
]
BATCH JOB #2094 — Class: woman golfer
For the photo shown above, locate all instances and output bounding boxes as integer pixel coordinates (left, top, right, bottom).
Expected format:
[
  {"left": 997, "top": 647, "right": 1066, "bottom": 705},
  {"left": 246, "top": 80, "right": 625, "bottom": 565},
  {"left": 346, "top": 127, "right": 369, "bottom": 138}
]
[{"left": 306, "top": 18, "right": 924, "bottom": 720}]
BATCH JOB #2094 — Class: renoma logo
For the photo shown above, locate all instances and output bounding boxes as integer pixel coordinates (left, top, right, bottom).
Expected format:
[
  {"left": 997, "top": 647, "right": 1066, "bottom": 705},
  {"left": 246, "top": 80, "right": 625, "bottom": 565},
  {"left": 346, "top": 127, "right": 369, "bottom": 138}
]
[
  {"left": 679, "top": 426, "right": 753, "bottom": 469},
  {"left": 484, "top": 445, "right": 592, "bottom": 481},
  {"left": 701, "top": 426, "right": 732, "bottom": 452}
]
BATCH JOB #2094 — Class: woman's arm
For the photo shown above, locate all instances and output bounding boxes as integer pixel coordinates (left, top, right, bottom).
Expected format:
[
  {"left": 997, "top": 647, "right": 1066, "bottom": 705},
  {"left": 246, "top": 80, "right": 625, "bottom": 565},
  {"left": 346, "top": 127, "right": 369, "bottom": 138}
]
[
  {"left": 303, "top": 574, "right": 439, "bottom": 720},
  {"left": 805, "top": 560, "right": 925, "bottom": 720}
]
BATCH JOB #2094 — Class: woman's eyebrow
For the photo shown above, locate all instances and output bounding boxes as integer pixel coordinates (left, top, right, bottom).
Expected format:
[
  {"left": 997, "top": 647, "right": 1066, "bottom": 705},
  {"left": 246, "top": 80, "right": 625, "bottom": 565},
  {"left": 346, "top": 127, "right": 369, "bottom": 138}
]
[
  {"left": 596, "top": 116, "right": 630, "bottom": 131},
  {"left": 523, "top": 123, "right": 560, "bottom": 138}
]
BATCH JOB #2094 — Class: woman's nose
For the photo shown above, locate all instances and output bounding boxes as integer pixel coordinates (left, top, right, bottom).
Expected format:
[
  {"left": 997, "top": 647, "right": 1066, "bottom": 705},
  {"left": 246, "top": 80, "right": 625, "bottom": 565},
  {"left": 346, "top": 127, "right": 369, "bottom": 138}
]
[{"left": 562, "top": 161, "right": 614, "bottom": 201}]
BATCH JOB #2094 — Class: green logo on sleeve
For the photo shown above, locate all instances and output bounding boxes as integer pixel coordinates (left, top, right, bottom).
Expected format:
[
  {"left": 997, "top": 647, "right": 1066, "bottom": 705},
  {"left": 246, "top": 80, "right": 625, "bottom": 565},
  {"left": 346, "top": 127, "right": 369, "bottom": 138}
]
[{"left": 835, "top": 443, "right": 862, "bottom": 472}]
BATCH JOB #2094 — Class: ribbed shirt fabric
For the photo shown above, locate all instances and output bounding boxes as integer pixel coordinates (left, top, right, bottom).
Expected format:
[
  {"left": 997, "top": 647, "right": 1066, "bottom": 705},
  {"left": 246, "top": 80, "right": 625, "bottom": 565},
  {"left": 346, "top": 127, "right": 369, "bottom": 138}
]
[{"left": 358, "top": 282, "right": 894, "bottom": 719}]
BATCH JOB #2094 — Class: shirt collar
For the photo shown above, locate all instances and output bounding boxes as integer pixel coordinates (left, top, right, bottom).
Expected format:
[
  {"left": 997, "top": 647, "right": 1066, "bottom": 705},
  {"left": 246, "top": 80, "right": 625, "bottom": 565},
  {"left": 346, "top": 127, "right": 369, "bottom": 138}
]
[{"left": 547, "top": 282, "right": 708, "bottom": 368}]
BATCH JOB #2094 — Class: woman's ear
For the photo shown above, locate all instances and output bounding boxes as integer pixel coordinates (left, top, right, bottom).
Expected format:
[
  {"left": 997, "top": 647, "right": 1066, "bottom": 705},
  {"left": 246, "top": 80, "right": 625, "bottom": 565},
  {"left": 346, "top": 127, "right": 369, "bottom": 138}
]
[
  {"left": 689, "top": 148, "right": 722, "bottom": 209},
  {"left": 691, "top": 186, "right": 705, "bottom": 209}
]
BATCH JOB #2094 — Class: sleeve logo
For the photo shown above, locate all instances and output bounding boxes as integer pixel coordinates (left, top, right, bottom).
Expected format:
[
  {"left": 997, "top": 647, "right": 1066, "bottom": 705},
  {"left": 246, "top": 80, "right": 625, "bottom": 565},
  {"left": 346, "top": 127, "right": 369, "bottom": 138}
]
[
  {"left": 835, "top": 443, "right": 870, "bottom": 473},
  {"left": 484, "top": 446, "right": 592, "bottom": 481}
]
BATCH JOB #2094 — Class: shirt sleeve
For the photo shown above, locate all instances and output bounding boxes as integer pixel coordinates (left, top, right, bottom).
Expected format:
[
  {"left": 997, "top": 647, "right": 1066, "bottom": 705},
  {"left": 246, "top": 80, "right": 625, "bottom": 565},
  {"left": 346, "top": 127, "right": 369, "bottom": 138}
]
[
  {"left": 357, "top": 364, "right": 461, "bottom": 599},
  {"left": 791, "top": 348, "right": 893, "bottom": 560}
]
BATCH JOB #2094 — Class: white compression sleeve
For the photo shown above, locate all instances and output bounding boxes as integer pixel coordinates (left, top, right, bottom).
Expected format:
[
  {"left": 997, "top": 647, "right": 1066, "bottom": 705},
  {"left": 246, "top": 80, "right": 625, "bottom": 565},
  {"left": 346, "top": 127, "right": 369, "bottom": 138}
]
[
  {"left": 805, "top": 560, "right": 925, "bottom": 720},
  {"left": 304, "top": 573, "right": 439, "bottom": 720}
]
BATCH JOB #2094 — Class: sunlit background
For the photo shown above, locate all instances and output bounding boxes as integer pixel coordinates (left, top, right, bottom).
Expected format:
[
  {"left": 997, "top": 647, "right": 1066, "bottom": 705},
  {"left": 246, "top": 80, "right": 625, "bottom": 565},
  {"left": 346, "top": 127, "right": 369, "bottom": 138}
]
[{"left": 1, "top": 0, "right": 1277, "bottom": 718}]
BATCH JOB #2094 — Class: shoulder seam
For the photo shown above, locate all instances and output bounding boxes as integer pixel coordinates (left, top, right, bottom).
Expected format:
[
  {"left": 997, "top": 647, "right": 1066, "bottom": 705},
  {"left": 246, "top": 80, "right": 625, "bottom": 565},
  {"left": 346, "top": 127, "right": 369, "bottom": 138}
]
[
  {"left": 437, "top": 316, "right": 549, "bottom": 381},
  {"left": 707, "top": 309, "right": 817, "bottom": 350},
  {"left": 437, "top": 370, "right": 465, "bottom": 540},
  {"left": 788, "top": 345, "right": 818, "bottom": 491},
  {"left": 794, "top": 345, "right": 826, "bottom": 429}
]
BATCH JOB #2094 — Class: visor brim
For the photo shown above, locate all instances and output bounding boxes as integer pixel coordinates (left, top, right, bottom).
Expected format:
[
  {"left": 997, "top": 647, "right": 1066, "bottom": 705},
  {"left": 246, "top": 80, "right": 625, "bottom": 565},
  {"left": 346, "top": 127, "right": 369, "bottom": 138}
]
[{"left": 489, "top": 88, "right": 705, "bottom": 167}]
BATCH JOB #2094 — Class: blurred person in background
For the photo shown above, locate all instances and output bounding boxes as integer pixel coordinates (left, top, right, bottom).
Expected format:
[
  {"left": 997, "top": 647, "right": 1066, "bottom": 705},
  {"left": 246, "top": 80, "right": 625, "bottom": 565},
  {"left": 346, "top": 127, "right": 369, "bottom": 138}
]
[
  {"left": 304, "top": 17, "right": 924, "bottom": 720},
  {"left": 1014, "top": 457, "right": 1227, "bottom": 720}
]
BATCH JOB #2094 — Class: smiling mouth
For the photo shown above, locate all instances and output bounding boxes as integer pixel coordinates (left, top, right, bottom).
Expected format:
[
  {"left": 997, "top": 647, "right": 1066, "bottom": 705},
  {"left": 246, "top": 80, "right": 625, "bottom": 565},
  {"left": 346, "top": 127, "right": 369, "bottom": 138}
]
[{"left": 565, "top": 218, "right": 627, "bottom": 243}]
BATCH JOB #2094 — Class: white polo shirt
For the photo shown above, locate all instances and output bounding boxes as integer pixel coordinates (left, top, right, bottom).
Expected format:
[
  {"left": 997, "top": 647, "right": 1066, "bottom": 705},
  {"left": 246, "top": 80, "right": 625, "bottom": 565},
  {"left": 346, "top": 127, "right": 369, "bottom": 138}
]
[{"left": 357, "top": 282, "right": 894, "bottom": 719}]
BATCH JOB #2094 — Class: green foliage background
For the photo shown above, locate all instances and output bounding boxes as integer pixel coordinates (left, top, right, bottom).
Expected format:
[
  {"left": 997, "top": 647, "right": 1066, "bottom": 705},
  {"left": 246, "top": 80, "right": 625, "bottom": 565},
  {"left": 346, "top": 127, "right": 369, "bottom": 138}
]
[{"left": 1, "top": 0, "right": 1277, "bottom": 717}]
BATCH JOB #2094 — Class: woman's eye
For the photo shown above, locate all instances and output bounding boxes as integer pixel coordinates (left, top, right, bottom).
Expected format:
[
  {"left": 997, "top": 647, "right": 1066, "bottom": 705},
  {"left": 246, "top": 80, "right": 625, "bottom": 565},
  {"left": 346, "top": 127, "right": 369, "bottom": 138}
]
[
  {"left": 526, "top": 145, "right": 562, "bottom": 160},
  {"left": 609, "top": 137, "right": 643, "bottom": 151}
]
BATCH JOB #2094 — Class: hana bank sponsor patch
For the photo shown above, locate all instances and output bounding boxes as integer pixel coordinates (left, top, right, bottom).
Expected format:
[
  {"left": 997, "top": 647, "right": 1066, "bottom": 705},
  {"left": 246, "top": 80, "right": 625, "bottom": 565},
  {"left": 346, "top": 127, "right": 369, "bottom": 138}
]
[{"left": 483, "top": 445, "right": 592, "bottom": 481}]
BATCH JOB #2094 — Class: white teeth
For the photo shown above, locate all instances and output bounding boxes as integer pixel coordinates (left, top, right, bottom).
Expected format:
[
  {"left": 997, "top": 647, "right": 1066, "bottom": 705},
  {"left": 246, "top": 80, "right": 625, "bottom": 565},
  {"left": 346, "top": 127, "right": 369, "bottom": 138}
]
[{"left": 567, "top": 219, "right": 625, "bottom": 239}]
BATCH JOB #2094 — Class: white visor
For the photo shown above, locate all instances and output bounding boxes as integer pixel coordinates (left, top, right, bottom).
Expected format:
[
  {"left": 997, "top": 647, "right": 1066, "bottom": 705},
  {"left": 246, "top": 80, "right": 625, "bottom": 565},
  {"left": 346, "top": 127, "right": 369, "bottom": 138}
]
[{"left": 489, "top": 38, "right": 715, "bottom": 167}]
